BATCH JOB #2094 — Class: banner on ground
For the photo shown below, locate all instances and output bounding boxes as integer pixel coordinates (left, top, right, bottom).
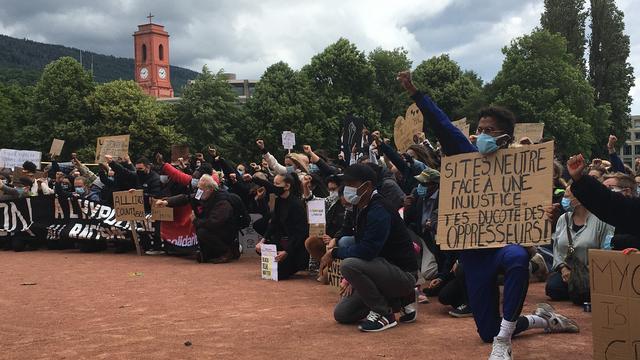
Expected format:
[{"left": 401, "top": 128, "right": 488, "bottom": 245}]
[
  {"left": 0, "top": 195, "right": 153, "bottom": 242},
  {"left": 589, "top": 249, "right": 640, "bottom": 360},
  {"left": 436, "top": 142, "right": 554, "bottom": 250},
  {"left": 394, "top": 103, "right": 423, "bottom": 152},
  {"left": 514, "top": 123, "right": 545, "bottom": 143},
  {"left": 95, "top": 135, "right": 130, "bottom": 163},
  {"left": 0, "top": 149, "right": 42, "bottom": 170}
]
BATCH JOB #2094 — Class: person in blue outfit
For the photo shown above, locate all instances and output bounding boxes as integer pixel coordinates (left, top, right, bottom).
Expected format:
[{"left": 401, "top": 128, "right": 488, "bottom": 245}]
[{"left": 397, "top": 71, "right": 579, "bottom": 360}]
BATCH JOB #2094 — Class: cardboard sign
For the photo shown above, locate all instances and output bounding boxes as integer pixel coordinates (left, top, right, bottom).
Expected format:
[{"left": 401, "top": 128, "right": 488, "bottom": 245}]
[
  {"left": 282, "top": 131, "right": 296, "bottom": 150},
  {"left": 49, "top": 139, "right": 65, "bottom": 156},
  {"left": 394, "top": 103, "right": 423, "bottom": 152},
  {"left": 452, "top": 118, "right": 470, "bottom": 136},
  {"left": 327, "top": 259, "right": 343, "bottom": 291},
  {"left": 113, "top": 190, "right": 145, "bottom": 221},
  {"left": 171, "top": 145, "right": 190, "bottom": 163},
  {"left": 307, "top": 199, "right": 326, "bottom": 224},
  {"left": 261, "top": 244, "right": 278, "bottom": 281},
  {"left": 514, "top": 123, "right": 544, "bottom": 143},
  {"left": 309, "top": 223, "right": 326, "bottom": 238},
  {"left": 150, "top": 198, "right": 174, "bottom": 222},
  {"left": 95, "top": 135, "right": 130, "bottom": 163},
  {"left": 0, "top": 149, "right": 42, "bottom": 170},
  {"left": 238, "top": 214, "right": 263, "bottom": 256},
  {"left": 589, "top": 249, "right": 640, "bottom": 360},
  {"left": 436, "top": 142, "right": 554, "bottom": 250}
]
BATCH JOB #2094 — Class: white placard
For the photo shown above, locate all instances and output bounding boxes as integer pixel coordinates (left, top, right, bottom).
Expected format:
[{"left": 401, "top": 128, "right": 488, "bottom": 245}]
[
  {"left": 307, "top": 199, "right": 326, "bottom": 224},
  {"left": 281, "top": 131, "right": 296, "bottom": 150},
  {"left": 0, "top": 149, "right": 42, "bottom": 170},
  {"left": 261, "top": 244, "right": 278, "bottom": 281}
]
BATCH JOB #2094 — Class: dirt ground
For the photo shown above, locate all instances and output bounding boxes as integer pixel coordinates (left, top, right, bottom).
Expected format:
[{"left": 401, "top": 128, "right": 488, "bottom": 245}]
[{"left": 0, "top": 250, "right": 594, "bottom": 360}]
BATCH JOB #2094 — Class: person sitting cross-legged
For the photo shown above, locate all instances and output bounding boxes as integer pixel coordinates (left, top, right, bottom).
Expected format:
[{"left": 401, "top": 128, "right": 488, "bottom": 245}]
[{"left": 320, "top": 164, "right": 419, "bottom": 332}]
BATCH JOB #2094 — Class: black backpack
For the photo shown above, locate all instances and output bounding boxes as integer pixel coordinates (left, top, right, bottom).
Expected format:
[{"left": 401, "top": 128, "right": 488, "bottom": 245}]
[{"left": 221, "top": 191, "right": 251, "bottom": 232}]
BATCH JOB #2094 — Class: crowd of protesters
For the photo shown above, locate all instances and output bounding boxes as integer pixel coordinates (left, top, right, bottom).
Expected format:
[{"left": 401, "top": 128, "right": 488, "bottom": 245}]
[{"left": 1, "top": 71, "right": 639, "bottom": 360}]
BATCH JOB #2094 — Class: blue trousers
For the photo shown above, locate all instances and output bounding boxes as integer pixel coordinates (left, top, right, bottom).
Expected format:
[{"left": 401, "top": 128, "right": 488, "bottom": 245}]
[{"left": 460, "top": 244, "right": 530, "bottom": 343}]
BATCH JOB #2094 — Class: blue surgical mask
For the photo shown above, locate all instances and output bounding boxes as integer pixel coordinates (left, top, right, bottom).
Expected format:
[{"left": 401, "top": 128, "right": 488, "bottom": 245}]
[
  {"left": 75, "top": 187, "right": 85, "bottom": 195},
  {"left": 603, "top": 234, "right": 613, "bottom": 250},
  {"left": 237, "top": 170, "right": 245, "bottom": 176},
  {"left": 16, "top": 187, "right": 25, "bottom": 196},
  {"left": 191, "top": 178, "right": 199, "bottom": 188},
  {"left": 108, "top": 176, "right": 115, "bottom": 182},
  {"left": 561, "top": 197, "right": 574, "bottom": 212},
  {"left": 416, "top": 184, "right": 427, "bottom": 197},
  {"left": 343, "top": 185, "right": 362, "bottom": 205},
  {"left": 476, "top": 133, "right": 499, "bottom": 155},
  {"left": 159, "top": 175, "right": 169, "bottom": 184},
  {"left": 286, "top": 166, "right": 295, "bottom": 174}
]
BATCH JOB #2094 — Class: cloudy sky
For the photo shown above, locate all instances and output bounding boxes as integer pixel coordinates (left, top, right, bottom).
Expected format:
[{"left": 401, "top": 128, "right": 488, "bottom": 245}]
[{"left": 1, "top": 0, "right": 639, "bottom": 112}]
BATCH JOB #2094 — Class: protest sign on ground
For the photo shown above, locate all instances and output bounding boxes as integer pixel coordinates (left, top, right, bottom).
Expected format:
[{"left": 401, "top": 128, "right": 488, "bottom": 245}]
[
  {"left": 261, "top": 244, "right": 278, "bottom": 281},
  {"left": 436, "top": 142, "right": 554, "bottom": 250},
  {"left": 514, "top": 123, "right": 545, "bottom": 143},
  {"left": 95, "top": 135, "right": 130, "bottom": 163},
  {"left": 327, "top": 259, "right": 343, "bottom": 291},
  {"left": 113, "top": 190, "right": 145, "bottom": 221},
  {"left": 394, "top": 103, "right": 423, "bottom": 152},
  {"left": 282, "top": 131, "right": 296, "bottom": 150},
  {"left": 0, "top": 149, "right": 42, "bottom": 170},
  {"left": 589, "top": 249, "right": 640, "bottom": 360},
  {"left": 49, "top": 139, "right": 65, "bottom": 157},
  {"left": 171, "top": 145, "right": 190, "bottom": 163}
]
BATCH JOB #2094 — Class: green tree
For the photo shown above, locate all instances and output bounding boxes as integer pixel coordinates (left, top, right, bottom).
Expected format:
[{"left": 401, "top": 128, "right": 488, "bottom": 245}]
[
  {"left": 0, "top": 83, "right": 34, "bottom": 150},
  {"left": 488, "top": 30, "right": 610, "bottom": 158},
  {"left": 86, "top": 80, "right": 185, "bottom": 160},
  {"left": 28, "top": 56, "right": 95, "bottom": 154},
  {"left": 302, "top": 38, "right": 380, "bottom": 139},
  {"left": 412, "top": 54, "right": 483, "bottom": 121},
  {"left": 174, "top": 65, "right": 244, "bottom": 158},
  {"left": 245, "top": 61, "right": 325, "bottom": 159},
  {"left": 589, "top": 0, "right": 635, "bottom": 147},
  {"left": 540, "top": 0, "right": 588, "bottom": 71},
  {"left": 368, "top": 47, "right": 413, "bottom": 132}
]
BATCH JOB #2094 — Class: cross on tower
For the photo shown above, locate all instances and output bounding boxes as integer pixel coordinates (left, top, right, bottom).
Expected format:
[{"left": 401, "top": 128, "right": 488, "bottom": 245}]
[{"left": 147, "top": 12, "right": 154, "bottom": 24}]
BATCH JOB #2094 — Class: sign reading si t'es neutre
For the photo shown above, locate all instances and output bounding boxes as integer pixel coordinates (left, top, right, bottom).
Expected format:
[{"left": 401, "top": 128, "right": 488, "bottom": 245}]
[{"left": 436, "top": 142, "right": 554, "bottom": 250}]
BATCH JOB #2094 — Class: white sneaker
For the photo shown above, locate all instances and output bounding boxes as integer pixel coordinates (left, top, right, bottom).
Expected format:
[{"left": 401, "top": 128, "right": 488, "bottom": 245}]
[
  {"left": 534, "top": 303, "right": 580, "bottom": 333},
  {"left": 488, "top": 337, "right": 513, "bottom": 360}
]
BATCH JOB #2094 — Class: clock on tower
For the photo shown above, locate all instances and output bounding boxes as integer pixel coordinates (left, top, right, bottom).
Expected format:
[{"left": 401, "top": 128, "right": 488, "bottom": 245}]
[{"left": 133, "top": 14, "right": 174, "bottom": 98}]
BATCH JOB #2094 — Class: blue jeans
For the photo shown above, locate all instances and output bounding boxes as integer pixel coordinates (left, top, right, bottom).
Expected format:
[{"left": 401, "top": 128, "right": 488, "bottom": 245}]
[{"left": 338, "top": 236, "right": 355, "bottom": 247}]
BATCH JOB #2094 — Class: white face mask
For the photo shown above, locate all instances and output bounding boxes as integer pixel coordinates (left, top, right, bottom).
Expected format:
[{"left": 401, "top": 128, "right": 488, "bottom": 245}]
[
  {"left": 343, "top": 185, "right": 362, "bottom": 205},
  {"left": 195, "top": 189, "right": 204, "bottom": 200},
  {"left": 159, "top": 175, "right": 169, "bottom": 184}
]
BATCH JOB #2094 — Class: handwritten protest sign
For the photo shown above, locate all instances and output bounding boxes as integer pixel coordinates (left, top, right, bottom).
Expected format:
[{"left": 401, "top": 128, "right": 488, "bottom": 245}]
[
  {"left": 113, "top": 190, "right": 145, "bottom": 221},
  {"left": 436, "top": 142, "right": 554, "bottom": 250},
  {"left": 514, "top": 123, "right": 544, "bottom": 143},
  {"left": 95, "top": 135, "right": 130, "bottom": 163},
  {"left": 282, "top": 131, "right": 296, "bottom": 150},
  {"left": 307, "top": 199, "right": 326, "bottom": 237},
  {"left": 171, "top": 145, "right": 190, "bottom": 163},
  {"left": 261, "top": 244, "right": 278, "bottom": 281},
  {"left": 49, "top": 139, "right": 65, "bottom": 157},
  {"left": 150, "top": 198, "right": 174, "bottom": 222},
  {"left": 452, "top": 118, "right": 470, "bottom": 136},
  {"left": 239, "top": 214, "right": 263, "bottom": 256},
  {"left": 0, "top": 149, "right": 42, "bottom": 170},
  {"left": 394, "top": 103, "right": 423, "bottom": 152},
  {"left": 328, "top": 259, "right": 343, "bottom": 291},
  {"left": 589, "top": 249, "right": 640, "bottom": 360}
]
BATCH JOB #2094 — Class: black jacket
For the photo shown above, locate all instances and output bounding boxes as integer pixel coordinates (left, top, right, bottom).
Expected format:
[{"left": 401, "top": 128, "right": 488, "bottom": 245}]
[{"left": 265, "top": 194, "right": 310, "bottom": 270}]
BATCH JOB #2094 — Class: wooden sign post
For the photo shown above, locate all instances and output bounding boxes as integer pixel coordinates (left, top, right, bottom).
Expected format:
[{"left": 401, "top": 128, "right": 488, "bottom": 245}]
[
  {"left": 436, "top": 142, "right": 554, "bottom": 250},
  {"left": 113, "top": 190, "right": 145, "bottom": 255}
]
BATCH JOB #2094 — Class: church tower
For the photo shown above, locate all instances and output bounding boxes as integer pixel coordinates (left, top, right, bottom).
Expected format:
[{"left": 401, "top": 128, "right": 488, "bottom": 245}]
[{"left": 133, "top": 14, "right": 174, "bottom": 98}]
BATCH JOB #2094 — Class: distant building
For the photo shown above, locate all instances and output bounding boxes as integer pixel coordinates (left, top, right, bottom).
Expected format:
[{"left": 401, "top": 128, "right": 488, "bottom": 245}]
[
  {"left": 133, "top": 15, "right": 174, "bottom": 98},
  {"left": 186, "top": 73, "right": 258, "bottom": 103},
  {"left": 618, "top": 115, "right": 640, "bottom": 172}
]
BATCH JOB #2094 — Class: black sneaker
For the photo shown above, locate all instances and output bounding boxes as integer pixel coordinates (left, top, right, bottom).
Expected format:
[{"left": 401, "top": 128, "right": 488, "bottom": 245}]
[
  {"left": 358, "top": 311, "right": 397, "bottom": 332},
  {"left": 448, "top": 304, "right": 473, "bottom": 318},
  {"left": 399, "top": 288, "right": 419, "bottom": 323}
]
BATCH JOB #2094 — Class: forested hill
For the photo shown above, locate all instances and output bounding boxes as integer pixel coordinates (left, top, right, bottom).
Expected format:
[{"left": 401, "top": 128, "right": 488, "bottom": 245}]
[{"left": 0, "top": 34, "right": 199, "bottom": 94}]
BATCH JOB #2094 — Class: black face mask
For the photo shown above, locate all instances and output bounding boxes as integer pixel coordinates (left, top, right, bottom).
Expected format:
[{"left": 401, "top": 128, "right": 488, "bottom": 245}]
[
  {"left": 137, "top": 170, "right": 146, "bottom": 178},
  {"left": 272, "top": 185, "right": 286, "bottom": 197}
]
